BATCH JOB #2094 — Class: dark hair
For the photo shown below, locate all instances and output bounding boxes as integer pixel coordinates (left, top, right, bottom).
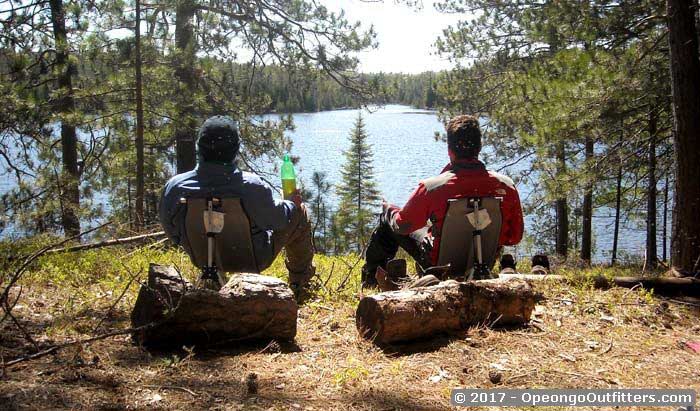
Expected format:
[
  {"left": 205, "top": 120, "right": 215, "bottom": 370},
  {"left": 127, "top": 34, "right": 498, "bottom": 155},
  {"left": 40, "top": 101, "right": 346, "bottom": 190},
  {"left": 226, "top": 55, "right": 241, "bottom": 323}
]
[
  {"left": 197, "top": 115, "right": 240, "bottom": 163},
  {"left": 446, "top": 115, "right": 481, "bottom": 159}
]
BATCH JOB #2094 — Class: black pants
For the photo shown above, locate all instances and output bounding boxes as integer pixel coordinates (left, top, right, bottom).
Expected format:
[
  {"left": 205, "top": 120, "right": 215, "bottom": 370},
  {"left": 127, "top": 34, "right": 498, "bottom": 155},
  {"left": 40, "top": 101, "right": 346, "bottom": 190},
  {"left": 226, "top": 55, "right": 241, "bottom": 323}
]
[{"left": 362, "top": 218, "right": 433, "bottom": 285}]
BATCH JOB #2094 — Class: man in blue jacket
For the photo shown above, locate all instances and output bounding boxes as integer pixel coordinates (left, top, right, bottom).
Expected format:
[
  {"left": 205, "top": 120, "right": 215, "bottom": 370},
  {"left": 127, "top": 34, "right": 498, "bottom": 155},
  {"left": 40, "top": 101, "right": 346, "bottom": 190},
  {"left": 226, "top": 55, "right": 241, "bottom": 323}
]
[{"left": 159, "top": 116, "right": 315, "bottom": 298}]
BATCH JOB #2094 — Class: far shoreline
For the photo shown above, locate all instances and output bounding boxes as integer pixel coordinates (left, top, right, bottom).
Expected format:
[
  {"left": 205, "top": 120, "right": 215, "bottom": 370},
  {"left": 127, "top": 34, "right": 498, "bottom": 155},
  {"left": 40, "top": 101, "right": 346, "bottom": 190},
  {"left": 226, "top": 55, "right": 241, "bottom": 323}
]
[{"left": 264, "top": 104, "right": 438, "bottom": 116}]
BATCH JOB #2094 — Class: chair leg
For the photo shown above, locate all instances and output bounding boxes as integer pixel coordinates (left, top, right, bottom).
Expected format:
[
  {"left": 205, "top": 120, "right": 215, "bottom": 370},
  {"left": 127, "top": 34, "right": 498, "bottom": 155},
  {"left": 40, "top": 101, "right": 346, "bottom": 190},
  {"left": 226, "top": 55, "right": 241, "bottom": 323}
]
[{"left": 470, "top": 198, "right": 492, "bottom": 281}]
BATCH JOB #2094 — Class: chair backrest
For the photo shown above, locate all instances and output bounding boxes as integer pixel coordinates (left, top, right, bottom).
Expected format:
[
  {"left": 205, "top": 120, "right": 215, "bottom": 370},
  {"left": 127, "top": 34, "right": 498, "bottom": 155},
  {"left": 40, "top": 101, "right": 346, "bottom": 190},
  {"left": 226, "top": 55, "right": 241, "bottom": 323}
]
[
  {"left": 436, "top": 197, "right": 503, "bottom": 277},
  {"left": 183, "top": 197, "right": 259, "bottom": 273}
]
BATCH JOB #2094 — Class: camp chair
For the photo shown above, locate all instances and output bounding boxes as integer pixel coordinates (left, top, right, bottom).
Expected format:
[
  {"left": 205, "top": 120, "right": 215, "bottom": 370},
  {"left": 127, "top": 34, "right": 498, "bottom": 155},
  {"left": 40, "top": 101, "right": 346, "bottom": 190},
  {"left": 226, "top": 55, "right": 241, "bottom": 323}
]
[
  {"left": 436, "top": 197, "right": 503, "bottom": 280},
  {"left": 182, "top": 197, "right": 259, "bottom": 289}
]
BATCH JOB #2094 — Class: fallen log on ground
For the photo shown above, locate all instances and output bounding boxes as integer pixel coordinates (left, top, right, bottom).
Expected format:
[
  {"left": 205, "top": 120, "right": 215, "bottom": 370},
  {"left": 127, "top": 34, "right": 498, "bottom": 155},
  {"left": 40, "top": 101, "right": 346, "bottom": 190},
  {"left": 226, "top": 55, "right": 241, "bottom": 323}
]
[
  {"left": 356, "top": 278, "right": 539, "bottom": 345},
  {"left": 497, "top": 273, "right": 700, "bottom": 297},
  {"left": 609, "top": 276, "right": 700, "bottom": 297},
  {"left": 47, "top": 231, "right": 166, "bottom": 254},
  {"left": 131, "top": 264, "right": 297, "bottom": 347}
]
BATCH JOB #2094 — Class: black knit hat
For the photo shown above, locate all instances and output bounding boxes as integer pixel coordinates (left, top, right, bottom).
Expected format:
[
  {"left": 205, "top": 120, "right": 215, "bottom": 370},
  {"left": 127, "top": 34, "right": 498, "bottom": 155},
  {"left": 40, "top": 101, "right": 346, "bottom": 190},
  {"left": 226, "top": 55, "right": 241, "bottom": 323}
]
[{"left": 197, "top": 115, "right": 239, "bottom": 163}]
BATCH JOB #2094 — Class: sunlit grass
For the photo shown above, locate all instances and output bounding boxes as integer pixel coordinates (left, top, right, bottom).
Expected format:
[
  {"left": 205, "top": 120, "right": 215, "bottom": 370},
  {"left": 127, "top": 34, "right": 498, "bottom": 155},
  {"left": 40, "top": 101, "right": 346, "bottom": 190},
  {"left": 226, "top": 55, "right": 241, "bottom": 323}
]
[{"left": 0, "top": 235, "right": 672, "bottom": 339}]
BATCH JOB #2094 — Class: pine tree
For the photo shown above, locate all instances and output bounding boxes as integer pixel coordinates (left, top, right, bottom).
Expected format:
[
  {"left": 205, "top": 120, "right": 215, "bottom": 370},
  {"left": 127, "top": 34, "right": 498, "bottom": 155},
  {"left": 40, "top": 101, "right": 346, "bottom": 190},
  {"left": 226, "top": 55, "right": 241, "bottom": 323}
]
[
  {"left": 668, "top": 0, "right": 700, "bottom": 272},
  {"left": 336, "top": 113, "right": 381, "bottom": 253},
  {"left": 310, "top": 171, "right": 332, "bottom": 253}
]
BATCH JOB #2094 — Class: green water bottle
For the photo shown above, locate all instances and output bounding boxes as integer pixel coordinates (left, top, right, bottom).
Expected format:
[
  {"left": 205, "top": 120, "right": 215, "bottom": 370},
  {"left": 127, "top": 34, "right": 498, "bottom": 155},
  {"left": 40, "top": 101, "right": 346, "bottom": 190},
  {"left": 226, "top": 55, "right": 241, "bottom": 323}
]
[{"left": 281, "top": 154, "right": 297, "bottom": 200}]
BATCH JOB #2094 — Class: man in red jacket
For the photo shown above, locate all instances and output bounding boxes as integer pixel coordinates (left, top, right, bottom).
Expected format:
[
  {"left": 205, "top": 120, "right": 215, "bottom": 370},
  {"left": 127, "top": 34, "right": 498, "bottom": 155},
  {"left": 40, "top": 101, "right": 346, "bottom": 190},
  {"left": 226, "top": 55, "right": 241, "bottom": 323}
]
[{"left": 361, "top": 115, "right": 524, "bottom": 286}]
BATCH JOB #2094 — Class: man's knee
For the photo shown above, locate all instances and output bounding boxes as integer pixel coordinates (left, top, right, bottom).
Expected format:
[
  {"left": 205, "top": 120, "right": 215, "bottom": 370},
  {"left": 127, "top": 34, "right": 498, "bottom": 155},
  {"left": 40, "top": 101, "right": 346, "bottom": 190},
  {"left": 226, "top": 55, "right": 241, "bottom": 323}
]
[
  {"left": 289, "top": 203, "right": 312, "bottom": 232},
  {"left": 283, "top": 204, "right": 314, "bottom": 256},
  {"left": 298, "top": 203, "right": 312, "bottom": 229}
]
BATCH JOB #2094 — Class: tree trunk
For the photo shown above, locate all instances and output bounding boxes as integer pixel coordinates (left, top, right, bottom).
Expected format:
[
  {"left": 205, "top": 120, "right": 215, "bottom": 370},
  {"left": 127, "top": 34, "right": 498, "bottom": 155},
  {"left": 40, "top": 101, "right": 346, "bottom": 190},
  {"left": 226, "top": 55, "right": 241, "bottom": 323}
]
[
  {"left": 321, "top": 202, "right": 328, "bottom": 253},
  {"left": 147, "top": 145, "right": 158, "bottom": 223},
  {"left": 131, "top": 264, "right": 297, "bottom": 347},
  {"left": 612, "top": 153, "right": 623, "bottom": 266},
  {"left": 127, "top": 160, "right": 132, "bottom": 224},
  {"left": 49, "top": 0, "right": 80, "bottom": 237},
  {"left": 134, "top": 0, "right": 145, "bottom": 230},
  {"left": 555, "top": 142, "right": 569, "bottom": 257},
  {"left": 668, "top": 0, "right": 700, "bottom": 272},
  {"left": 581, "top": 136, "right": 593, "bottom": 264},
  {"left": 646, "top": 106, "right": 658, "bottom": 269},
  {"left": 663, "top": 174, "right": 669, "bottom": 262},
  {"left": 356, "top": 279, "right": 538, "bottom": 344},
  {"left": 174, "top": 0, "right": 197, "bottom": 173}
]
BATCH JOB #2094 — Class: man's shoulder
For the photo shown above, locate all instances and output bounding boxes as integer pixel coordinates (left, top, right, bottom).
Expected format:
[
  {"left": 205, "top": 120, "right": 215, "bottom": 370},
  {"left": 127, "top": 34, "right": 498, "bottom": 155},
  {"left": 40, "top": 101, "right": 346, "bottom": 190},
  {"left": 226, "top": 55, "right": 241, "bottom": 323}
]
[
  {"left": 420, "top": 170, "right": 456, "bottom": 193},
  {"left": 487, "top": 170, "right": 516, "bottom": 189},
  {"left": 240, "top": 171, "right": 268, "bottom": 189},
  {"left": 164, "top": 170, "right": 197, "bottom": 191}
]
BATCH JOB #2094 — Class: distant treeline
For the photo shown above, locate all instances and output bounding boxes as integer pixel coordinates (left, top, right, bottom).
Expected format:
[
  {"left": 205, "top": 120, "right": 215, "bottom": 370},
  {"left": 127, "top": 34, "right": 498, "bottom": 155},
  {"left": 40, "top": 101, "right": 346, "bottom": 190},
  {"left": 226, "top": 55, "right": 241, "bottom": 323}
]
[{"left": 218, "top": 62, "right": 443, "bottom": 113}]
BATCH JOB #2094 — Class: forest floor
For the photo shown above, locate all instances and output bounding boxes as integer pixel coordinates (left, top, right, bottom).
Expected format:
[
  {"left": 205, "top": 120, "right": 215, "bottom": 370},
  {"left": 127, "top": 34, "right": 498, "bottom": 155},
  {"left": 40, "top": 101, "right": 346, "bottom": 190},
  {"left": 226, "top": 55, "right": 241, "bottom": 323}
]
[{"left": 1, "top": 239, "right": 699, "bottom": 410}]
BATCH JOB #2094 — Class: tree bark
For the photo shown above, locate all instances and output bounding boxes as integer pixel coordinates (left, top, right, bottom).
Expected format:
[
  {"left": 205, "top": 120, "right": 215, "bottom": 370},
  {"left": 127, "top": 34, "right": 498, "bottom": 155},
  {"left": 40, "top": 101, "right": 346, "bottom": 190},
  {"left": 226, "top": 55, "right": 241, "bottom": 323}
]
[
  {"left": 555, "top": 142, "right": 569, "bottom": 257},
  {"left": 581, "top": 136, "right": 593, "bottom": 264},
  {"left": 131, "top": 264, "right": 297, "bottom": 347},
  {"left": 134, "top": 0, "right": 145, "bottom": 230},
  {"left": 646, "top": 106, "right": 658, "bottom": 269},
  {"left": 174, "top": 0, "right": 198, "bottom": 173},
  {"left": 356, "top": 279, "right": 538, "bottom": 344},
  {"left": 668, "top": 0, "right": 700, "bottom": 272},
  {"left": 49, "top": 0, "right": 80, "bottom": 237},
  {"left": 498, "top": 273, "right": 700, "bottom": 297},
  {"left": 611, "top": 275, "right": 700, "bottom": 296},
  {"left": 612, "top": 150, "right": 623, "bottom": 266},
  {"left": 663, "top": 174, "right": 669, "bottom": 262}
]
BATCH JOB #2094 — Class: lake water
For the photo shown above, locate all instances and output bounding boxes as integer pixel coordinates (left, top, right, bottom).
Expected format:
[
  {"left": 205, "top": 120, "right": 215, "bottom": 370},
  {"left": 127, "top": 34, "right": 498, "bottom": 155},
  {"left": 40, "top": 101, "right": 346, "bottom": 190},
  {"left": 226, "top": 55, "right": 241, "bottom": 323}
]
[
  {"left": 263, "top": 105, "right": 447, "bottom": 207},
  {"left": 265, "top": 105, "right": 670, "bottom": 263},
  {"left": 1, "top": 104, "right": 669, "bottom": 263}
]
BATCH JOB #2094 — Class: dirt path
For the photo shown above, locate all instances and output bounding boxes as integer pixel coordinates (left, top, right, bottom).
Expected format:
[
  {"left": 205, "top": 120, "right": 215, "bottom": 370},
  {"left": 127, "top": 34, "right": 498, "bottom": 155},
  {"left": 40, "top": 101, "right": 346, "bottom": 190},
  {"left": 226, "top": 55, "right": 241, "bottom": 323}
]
[{"left": 1, "top": 281, "right": 699, "bottom": 410}]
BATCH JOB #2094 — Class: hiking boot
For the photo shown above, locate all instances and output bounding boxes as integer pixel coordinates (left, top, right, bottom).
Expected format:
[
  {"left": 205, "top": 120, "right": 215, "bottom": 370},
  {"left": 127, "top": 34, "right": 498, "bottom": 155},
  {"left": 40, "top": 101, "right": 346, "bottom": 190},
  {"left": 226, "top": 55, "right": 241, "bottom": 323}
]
[
  {"left": 375, "top": 259, "right": 410, "bottom": 292},
  {"left": 290, "top": 282, "right": 313, "bottom": 304},
  {"left": 289, "top": 265, "right": 317, "bottom": 304},
  {"left": 361, "top": 263, "right": 379, "bottom": 288},
  {"left": 375, "top": 266, "right": 398, "bottom": 292},
  {"left": 386, "top": 259, "right": 409, "bottom": 282}
]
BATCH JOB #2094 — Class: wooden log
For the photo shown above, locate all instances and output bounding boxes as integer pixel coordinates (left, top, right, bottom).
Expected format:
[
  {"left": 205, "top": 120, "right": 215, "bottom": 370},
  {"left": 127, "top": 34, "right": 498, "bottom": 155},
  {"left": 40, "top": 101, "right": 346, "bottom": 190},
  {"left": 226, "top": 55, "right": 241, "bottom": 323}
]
[
  {"left": 611, "top": 276, "right": 700, "bottom": 297},
  {"left": 498, "top": 273, "right": 700, "bottom": 297},
  {"left": 356, "top": 278, "right": 539, "bottom": 345},
  {"left": 131, "top": 264, "right": 297, "bottom": 347}
]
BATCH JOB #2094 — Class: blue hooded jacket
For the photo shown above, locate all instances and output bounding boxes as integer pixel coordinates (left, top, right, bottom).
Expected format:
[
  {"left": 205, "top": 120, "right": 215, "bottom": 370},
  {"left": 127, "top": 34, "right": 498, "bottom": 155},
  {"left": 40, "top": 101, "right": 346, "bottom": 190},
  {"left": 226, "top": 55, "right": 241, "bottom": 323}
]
[{"left": 158, "top": 161, "right": 296, "bottom": 270}]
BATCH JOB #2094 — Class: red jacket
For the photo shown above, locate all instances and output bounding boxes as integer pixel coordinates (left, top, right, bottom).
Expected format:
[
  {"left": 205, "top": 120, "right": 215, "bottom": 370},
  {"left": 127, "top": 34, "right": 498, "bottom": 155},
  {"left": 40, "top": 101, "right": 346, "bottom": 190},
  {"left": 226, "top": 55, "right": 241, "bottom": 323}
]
[{"left": 385, "top": 159, "right": 524, "bottom": 265}]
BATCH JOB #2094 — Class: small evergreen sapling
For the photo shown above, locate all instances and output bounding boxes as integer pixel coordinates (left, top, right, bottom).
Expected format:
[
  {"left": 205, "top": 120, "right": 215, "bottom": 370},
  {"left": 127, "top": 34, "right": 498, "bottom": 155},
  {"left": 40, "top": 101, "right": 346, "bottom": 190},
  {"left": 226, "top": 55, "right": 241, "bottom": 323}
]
[{"left": 335, "top": 113, "right": 381, "bottom": 253}]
